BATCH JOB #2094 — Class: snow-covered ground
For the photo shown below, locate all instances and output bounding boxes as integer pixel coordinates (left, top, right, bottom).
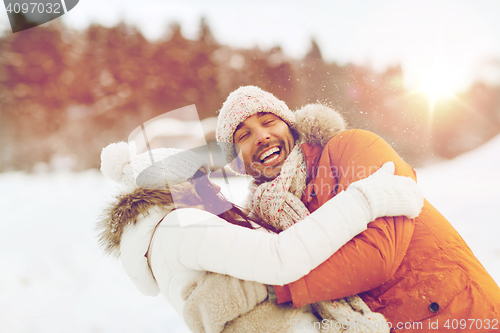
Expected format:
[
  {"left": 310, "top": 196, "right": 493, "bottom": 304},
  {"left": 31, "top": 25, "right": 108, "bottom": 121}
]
[{"left": 1, "top": 135, "right": 499, "bottom": 333}]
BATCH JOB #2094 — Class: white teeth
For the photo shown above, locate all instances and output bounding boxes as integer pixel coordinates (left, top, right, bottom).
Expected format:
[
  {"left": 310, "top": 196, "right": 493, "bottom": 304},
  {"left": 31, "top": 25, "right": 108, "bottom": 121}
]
[
  {"left": 265, "top": 154, "right": 279, "bottom": 164},
  {"left": 259, "top": 147, "right": 280, "bottom": 162}
]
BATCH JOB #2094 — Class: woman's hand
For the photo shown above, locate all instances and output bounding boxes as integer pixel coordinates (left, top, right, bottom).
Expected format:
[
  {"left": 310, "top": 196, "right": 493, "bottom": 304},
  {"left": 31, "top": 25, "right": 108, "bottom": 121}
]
[{"left": 348, "top": 161, "right": 424, "bottom": 221}]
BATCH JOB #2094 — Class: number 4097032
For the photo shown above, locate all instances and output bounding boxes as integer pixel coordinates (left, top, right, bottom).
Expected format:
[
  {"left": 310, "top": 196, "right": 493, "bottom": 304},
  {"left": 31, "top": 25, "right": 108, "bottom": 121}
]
[
  {"left": 443, "top": 319, "right": 498, "bottom": 330},
  {"left": 6, "top": 2, "right": 62, "bottom": 14}
]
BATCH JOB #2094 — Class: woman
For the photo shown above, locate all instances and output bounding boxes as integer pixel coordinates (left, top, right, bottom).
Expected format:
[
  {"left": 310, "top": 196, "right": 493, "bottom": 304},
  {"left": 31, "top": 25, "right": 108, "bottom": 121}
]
[{"left": 97, "top": 141, "right": 423, "bottom": 332}]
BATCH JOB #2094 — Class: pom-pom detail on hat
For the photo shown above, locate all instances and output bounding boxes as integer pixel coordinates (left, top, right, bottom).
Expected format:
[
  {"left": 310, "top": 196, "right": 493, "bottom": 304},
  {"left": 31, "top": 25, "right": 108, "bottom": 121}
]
[
  {"left": 100, "top": 141, "right": 209, "bottom": 190},
  {"left": 101, "top": 142, "right": 132, "bottom": 184}
]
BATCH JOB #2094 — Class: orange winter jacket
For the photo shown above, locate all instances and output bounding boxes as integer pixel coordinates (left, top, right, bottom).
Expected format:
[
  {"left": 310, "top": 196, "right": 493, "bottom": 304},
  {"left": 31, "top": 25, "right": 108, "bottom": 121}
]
[{"left": 274, "top": 129, "right": 500, "bottom": 331}]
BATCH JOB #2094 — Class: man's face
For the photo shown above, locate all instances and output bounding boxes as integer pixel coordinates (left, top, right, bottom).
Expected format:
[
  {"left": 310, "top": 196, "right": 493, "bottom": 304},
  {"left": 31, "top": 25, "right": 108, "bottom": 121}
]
[{"left": 233, "top": 112, "right": 295, "bottom": 182}]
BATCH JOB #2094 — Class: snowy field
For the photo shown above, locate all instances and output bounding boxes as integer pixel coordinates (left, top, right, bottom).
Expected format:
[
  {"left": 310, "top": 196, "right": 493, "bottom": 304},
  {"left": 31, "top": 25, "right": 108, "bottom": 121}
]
[{"left": 1, "top": 135, "right": 499, "bottom": 333}]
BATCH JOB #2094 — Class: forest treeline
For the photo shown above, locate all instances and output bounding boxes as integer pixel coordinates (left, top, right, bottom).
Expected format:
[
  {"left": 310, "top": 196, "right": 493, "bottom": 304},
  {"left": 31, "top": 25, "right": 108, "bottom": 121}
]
[{"left": 1, "top": 18, "right": 499, "bottom": 171}]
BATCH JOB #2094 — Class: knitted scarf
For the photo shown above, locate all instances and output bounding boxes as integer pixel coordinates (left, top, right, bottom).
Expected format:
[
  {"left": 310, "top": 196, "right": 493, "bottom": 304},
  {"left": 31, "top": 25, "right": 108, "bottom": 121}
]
[
  {"left": 249, "top": 143, "right": 309, "bottom": 231},
  {"left": 248, "top": 143, "right": 389, "bottom": 333}
]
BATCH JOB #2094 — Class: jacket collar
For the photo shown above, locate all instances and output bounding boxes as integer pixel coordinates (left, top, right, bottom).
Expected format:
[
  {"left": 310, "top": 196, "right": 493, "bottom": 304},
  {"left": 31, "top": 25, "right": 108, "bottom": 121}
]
[
  {"left": 292, "top": 104, "right": 346, "bottom": 147},
  {"left": 96, "top": 184, "right": 202, "bottom": 258},
  {"left": 292, "top": 103, "right": 346, "bottom": 185}
]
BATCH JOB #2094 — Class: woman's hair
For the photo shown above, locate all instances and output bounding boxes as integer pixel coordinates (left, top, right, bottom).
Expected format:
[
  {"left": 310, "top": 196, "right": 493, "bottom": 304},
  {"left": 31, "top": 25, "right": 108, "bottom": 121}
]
[
  {"left": 189, "top": 174, "right": 279, "bottom": 233},
  {"left": 96, "top": 173, "right": 279, "bottom": 257}
]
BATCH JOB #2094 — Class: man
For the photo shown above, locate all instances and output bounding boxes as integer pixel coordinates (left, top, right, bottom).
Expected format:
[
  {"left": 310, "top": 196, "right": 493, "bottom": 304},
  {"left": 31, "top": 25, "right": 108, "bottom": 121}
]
[{"left": 215, "top": 85, "right": 500, "bottom": 330}]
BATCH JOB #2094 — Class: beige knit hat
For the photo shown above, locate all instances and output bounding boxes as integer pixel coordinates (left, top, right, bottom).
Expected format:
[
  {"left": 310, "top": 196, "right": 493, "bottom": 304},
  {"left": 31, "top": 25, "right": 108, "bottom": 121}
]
[
  {"left": 215, "top": 86, "right": 295, "bottom": 174},
  {"left": 100, "top": 141, "right": 208, "bottom": 190}
]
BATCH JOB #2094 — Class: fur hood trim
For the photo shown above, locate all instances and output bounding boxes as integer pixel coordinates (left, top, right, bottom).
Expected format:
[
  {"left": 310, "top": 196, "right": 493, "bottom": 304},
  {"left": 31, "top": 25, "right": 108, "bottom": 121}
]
[
  {"left": 293, "top": 104, "right": 347, "bottom": 147},
  {"left": 96, "top": 183, "right": 204, "bottom": 258}
]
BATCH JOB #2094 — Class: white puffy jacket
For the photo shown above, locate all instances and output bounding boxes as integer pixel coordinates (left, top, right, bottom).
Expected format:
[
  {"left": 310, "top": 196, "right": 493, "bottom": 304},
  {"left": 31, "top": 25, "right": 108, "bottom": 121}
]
[{"left": 118, "top": 174, "right": 412, "bottom": 321}]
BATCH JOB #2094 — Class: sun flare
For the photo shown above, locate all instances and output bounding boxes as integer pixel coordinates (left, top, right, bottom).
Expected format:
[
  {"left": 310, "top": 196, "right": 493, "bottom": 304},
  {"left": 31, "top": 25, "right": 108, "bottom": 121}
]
[{"left": 417, "top": 66, "right": 462, "bottom": 102}]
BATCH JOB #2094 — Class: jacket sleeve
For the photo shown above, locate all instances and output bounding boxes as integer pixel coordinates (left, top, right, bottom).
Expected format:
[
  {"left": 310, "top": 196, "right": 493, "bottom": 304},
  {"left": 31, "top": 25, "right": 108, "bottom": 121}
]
[
  {"left": 155, "top": 183, "right": 373, "bottom": 286},
  {"left": 274, "top": 129, "right": 416, "bottom": 307}
]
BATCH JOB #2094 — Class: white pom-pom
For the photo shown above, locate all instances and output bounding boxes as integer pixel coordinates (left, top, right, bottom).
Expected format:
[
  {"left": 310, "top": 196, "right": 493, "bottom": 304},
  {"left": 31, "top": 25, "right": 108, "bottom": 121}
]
[{"left": 100, "top": 142, "right": 132, "bottom": 183}]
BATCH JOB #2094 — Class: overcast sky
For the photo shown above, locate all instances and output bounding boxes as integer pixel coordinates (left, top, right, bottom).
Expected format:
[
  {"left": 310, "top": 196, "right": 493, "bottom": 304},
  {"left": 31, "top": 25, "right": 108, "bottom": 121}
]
[{"left": 2, "top": 0, "right": 500, "bottom": 92}]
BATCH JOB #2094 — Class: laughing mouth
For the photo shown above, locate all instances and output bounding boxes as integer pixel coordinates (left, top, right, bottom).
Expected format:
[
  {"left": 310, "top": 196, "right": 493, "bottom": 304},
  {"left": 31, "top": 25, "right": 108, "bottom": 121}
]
[{"left": 258, "top": 146, "right": 281, "bottom": 164}]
